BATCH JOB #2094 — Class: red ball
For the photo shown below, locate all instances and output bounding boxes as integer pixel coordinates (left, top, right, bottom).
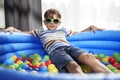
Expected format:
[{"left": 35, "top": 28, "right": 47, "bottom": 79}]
[
  {"left": 45, "top": 60, "right": 52, "bottom": 67},
  {"left": 112, "top": 62, "right": 119, "bottom": 67},
  {"left": 15, "top": 57, "right": 22, "bottom": 63},
  {"left": 39, "top": 62, "right": 46, "bottom": 68},
  {"left": 108, "top": 57, "right": 116, "bottom": 64},
  {"left": 32, "top": 65, "right": 39, "bottom": 69},
  {"left": 28, "top": 58, "right": 34, "bottom": 63},
  {"left": 116, "top": 64, "right": 120, "bottom": 70},
  {"left": 27, "top": 63, "right": 32, "bottom": 67}
]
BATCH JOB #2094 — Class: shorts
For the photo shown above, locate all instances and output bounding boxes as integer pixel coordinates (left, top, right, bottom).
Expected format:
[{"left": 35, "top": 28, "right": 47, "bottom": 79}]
[{"left": 50, "top": 46, "right": 86, "bottom": 73}]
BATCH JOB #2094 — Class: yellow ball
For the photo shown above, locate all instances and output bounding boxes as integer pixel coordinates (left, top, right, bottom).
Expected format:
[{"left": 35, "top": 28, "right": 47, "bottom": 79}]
[
  {"left": 80, "top": 65, "right": 91, "bottom": 73},
  {"left": 11, "top": 55, "right": 17, "bottom": 61},
  {"left": 48, "top": 64, "right": 56, "bottom": 71},
  {"left": 49, "top": 68, "right": 58, "bottom": 74},
  {"left": 107, "top": 64, "right": 113, "bottom": 69},
  {"left": 24, "top": 61, "right": 30, "bottom": 64},
  {"left": 16, "top": 60, "right": 23, "bottom": 65},
  {"left": 102, "top": 56, "right": 109, "bottom": 63},
  {"left": 8, "top": 65, "right": 15, "bottom": 69},
  {"left": 113, "top": 69, "right": 120, "bottom": 73}
]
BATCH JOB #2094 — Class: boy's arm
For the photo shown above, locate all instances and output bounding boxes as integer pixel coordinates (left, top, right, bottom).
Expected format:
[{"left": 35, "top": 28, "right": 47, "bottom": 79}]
[
  {"left": 70, "top": 25, "right": 105, "bottom": 35},
  {"left": 4, "top": 26, "right": 32, "bottom": 34},
  {"left": 81, "top": 25, "right": 105, "bottom": 33}
]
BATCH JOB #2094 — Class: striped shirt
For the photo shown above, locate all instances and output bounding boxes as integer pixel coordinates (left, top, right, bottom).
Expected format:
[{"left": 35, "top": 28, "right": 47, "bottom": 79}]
[{"left": 32, "top": 27, "right": 73, "bottom": 54}]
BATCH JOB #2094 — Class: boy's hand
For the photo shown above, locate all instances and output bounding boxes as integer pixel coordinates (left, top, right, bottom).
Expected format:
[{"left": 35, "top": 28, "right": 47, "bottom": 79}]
[
  {"left": 81, "top": 25, "right": 105, "bottom": 33},
  {"left": 4, "top": 27, "right": 22, "bottom": 33},
  {"left": 89, "top": 25, "right": 105, "bottom": 33},
  {"left": 4, "top": 27, "right": 14, "bottom": 33}
]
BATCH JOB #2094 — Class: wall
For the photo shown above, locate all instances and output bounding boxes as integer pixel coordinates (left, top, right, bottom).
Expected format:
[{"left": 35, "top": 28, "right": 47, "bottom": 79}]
[
  {"left": 42, "top": 0, "right": 120, "bottom": 31},
  {"left": 0, "top": 0, "right": 5, "bottom": 28}
]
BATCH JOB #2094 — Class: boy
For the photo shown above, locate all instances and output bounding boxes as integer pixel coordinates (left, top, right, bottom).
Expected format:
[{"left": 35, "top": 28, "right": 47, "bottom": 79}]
[{"left": 5, "top": 8, "right": 112, "bottom": 74}]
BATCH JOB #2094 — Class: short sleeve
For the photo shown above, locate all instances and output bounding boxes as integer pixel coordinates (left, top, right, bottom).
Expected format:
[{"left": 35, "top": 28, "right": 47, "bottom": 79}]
[{"left": 62, "top": 27, "right": 73, "bottom": 36}]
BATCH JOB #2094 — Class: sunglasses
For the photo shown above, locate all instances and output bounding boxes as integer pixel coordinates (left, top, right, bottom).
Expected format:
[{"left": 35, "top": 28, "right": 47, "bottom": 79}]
[{"left": 45, "top": 18, "right": 60, "bottom": 24}]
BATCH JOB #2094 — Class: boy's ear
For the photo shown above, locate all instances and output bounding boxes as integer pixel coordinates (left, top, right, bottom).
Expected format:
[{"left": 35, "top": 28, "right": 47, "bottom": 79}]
[{"left": 59, "top": 21, "right": 62, "bottom": 24}]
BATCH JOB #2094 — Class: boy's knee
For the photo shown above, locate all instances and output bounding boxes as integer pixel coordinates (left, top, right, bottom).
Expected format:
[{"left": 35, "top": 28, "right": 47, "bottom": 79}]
[
  {"left": 82, "top": 53, "right": 96, "bottom": 60},
  {"left": 85, "top": 54, "right": 99, "bottom": 64},
  {"left": 66, "top": 61, "right": 80, "bottom": 69},
  {"left": 79, "top": 53, "right": 96, "bottom": 64}
]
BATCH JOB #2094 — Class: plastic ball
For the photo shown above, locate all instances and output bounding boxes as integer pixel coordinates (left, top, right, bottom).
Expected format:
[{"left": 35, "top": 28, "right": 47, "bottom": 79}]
[
  {"left": 49, "top": 68, "right": 58, "bottom": 74},
  {"left": 13, "top": 64, "right": 19, "bottom": 69},
  {"left": 24, "top": 61, "right": 30, "bottom": 65},
  {"left": 27, "top": 58, "right": 34, "bottom": 63},
  {"left": 32, "top": 64, "right": 40, "bottom": 69},
  {"left": 113, "top": 52, "right": 120, "bottom": 58},
  {"left": 39, "top": 66, "right": 48, "bottom": 72},
  {"left": 34, "top": 54, "right": 41, "bottom": 61},
  {"left": 8, "top": 65, "right": 15, "bottom": 69},
  {"left": 109, "top": 67, "right": 117, "bottom": 71},
  {"left": 20, "top": 54, "right": 26, "bottom": 58},
  {"left": 116, "top": 56, "right": 120, "bottom": 63},
  {"left": 39, "top": 62, "right": 46, "bottom": 68},
  {"left": 4, "top": 58, "right": 14, "bottom": 66},
  {"left": 107, "top": 64, "right": 113, "bottom": 69},
  {"left": 81, "top": 65, "right": 91, "bottom": 73},
  {"left": 108, "top": 57, "right": 116, "bottom": 64},
  {"left": 15, "top": 57, "right": 22, "bottom": 63},
  {"left": 19, "top": 69, "right": 26, "bottom": 72},
  {"left": 32, "top": 60, "right": 39, "bottom": 65},
  {"left": 104, "top": 62, "right": 110, "bottom": 66},
  {"left": 21, "top": 64, "right": 29, "bottom": 69},
  {"left": 16, "top": 60, "right": 23, "bottom": 65},
  {"left": 93, "top": 54, "right": 98, "bottom": 58},
  {"left": 41, "top": 59, "right": 46, "bottom": 62},
  {"left": 48, "top": 64, "right": 56, "bottom": 71},
  {"left": 31, "top": 70, "right": 38, "bottom": 74},
  {"left": 44, "top": 55, "right": 50, "bottom": 61},
  {"left": 112, "top": 62, "right": 119, "bottom": 67},
  {"left": 113, "top": 69, "right": 120, "bottom": 73},
  {"left": 102, "top": 56, "right": 109, "bottom": 63},
  {"left": 116, "top": 64, "right": 120, "bottom": 70},
  {"left": 45, "top": 60, "right": 52, "bottom": 67},
  {"left": 11, "top": 55, "right": 17, "bottom": 61},
  {"left": 98, "top": 53, "right": 105, "bottom": 58},
  {"left": 4, "top": 53, "right": 15, "bottom": 60}
]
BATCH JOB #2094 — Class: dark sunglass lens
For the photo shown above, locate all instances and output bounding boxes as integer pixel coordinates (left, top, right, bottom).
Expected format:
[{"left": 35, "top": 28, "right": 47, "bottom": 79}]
[
  {"left": 54, "top": 19, "right": 59, "bottom": 24},
  {"left": 45, "top": 19, "right": 51, "bottom": 23}
]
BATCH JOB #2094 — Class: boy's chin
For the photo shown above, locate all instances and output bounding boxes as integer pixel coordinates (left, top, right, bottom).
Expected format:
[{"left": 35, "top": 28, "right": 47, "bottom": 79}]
[{"left": 48, "top": 28, "right": 57, "bottom": 30}]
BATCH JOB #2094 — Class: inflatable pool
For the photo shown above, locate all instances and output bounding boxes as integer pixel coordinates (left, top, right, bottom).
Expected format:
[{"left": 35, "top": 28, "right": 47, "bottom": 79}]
[{"left": 0, "top": 30, "right": 120, "bottom": 80}]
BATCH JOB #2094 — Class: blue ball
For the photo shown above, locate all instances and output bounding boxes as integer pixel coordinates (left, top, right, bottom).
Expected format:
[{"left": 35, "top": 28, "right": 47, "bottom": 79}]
[
  {"left": 39, "top": 66, "right": 48, "bottom": 72},
  {"left": 4, "top": 58, "right": 14, "bottom": 66}
]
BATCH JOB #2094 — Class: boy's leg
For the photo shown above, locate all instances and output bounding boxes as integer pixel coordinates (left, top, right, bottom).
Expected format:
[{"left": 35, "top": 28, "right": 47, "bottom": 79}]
[
  {"left": 50, "top": 46, "right": 85, "bottom": 74},
  {"left": 77, "top": 53, "right": 113, "bottom": 73},
  {"left": 65, "top": 61, "right": 84, "bottom": 74}
]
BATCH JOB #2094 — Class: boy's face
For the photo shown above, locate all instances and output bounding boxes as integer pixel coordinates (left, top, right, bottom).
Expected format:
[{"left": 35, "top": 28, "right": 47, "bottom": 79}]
[{"left": 43, "top": 14, "right": 61, "bottom": 30}]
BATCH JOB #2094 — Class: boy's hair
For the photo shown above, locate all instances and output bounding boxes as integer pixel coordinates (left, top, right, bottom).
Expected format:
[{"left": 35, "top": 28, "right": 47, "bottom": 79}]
[{"left": 44, "top": 8, "right": 61, "bottom": 19}]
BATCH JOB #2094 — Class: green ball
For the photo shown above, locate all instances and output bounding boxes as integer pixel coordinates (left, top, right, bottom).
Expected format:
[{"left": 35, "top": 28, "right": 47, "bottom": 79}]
[
  {"left": 29, "top": 55, "right": 34, "bottom": 58},
  {"left": 32, "top": 60, "right": 39, "bottom": 65},
  {"left": 44, "top": 55, "right": 50, "bottom": 60},
  {"left": 98, "top": 53, "right": 105, "bottom": 58},
  {"left": 113, "top": 52, "right": 120, "bottom": 58},
  {"left": 109, "top": 67, "right": 116, "bottom": 71},
  {"left": 20, "top": 54, "right": 26, "bottom": 58},
  {"left": 116, "top": 56, "right": 120, "bottom": 63},
  {"left": 13, "top": 64, "right": 19, "bottom": 69}
]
